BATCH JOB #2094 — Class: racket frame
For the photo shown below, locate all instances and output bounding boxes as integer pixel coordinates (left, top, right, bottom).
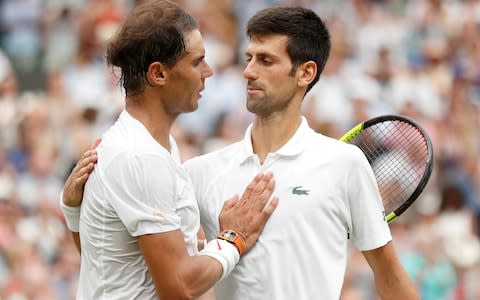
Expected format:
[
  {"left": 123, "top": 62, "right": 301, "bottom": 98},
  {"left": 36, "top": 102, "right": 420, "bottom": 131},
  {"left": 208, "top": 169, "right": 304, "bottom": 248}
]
[{"left": 339, "top": 115, "right": 434, "bottom": 223}]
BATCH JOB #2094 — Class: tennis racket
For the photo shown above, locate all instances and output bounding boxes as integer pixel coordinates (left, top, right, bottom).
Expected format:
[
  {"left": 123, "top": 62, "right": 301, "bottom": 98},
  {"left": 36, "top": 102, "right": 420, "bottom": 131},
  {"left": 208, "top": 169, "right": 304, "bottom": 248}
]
[{"left": 340, "top": 115, "right": 434, "bottom": 223}]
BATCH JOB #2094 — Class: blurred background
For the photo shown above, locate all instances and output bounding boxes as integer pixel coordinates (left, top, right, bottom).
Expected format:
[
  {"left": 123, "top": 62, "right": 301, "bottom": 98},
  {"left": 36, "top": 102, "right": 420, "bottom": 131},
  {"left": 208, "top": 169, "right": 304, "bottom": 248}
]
[{"left": 0, "top": 0, "right": 479, "bottom": 299}]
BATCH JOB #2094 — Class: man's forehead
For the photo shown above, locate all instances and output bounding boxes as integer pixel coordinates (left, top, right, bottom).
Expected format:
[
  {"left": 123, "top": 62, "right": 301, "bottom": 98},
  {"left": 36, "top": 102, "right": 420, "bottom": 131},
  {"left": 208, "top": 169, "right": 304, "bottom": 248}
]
[
  {"left": 245, "top": 34, "right": 288, "bottom": 54},
  {"left": 185, "top": 29, "right": 205, "bottom": 53},
  {"left": 171, "top": 30, "right": 204, "bottom": 67}
]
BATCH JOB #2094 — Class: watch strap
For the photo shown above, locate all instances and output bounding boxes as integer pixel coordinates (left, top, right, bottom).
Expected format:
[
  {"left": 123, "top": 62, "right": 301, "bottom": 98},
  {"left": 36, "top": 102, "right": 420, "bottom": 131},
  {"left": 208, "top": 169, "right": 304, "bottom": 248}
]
[{"left": 217, "top": 229, "right": 246, "bottom": 256}]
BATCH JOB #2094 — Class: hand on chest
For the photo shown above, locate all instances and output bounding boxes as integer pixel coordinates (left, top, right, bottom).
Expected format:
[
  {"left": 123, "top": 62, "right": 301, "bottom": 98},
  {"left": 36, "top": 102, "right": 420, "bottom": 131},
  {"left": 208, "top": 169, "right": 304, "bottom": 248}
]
[{"left": 214, "top": 167, "right": 345, "bottom": 222}]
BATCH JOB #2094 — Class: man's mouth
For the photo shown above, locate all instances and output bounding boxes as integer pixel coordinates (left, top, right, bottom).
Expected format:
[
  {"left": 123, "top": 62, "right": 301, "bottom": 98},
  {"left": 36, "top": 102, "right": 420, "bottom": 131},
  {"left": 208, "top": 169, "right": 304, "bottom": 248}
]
[{"left": 247, "top": 85, "right": 262, "bottom": 93}]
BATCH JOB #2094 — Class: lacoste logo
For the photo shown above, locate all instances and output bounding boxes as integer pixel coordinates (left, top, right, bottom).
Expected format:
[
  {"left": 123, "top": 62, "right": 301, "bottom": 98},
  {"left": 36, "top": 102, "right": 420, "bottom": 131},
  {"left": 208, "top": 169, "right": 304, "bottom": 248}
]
[{"left": 291, "top": 186, "right": 310, "bottom": 195}]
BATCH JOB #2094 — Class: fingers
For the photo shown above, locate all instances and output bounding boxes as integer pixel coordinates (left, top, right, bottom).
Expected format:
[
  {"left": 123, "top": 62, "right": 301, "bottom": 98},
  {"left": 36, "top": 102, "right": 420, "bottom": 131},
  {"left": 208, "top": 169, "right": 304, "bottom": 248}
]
[
  {"left": 250, "top": 196, "right": 279, "bottom": 234},
  {"left": 252, "top": 172, "right": 273, "bottom": 194},
  {"left": 248, "top": 177, "right": 275, "bottom": 212},
  {"left": 238, "top": 172, "right": 275, "bottom": 210},
  {"left": 80, "top": 148, "right": 98, "bottom": 161},
  {"left": 217, "top": 171, "right": 279, "bottom": 253},
  {"left": 241, "top": 196, "right": 278, "bottom": 250},
  {"left": 222, "top": 195, "right": 239, "bottom": 211},
  {"left": 73, "top": 172, "right": 90, "bottom": 187},
  {"left": 75, "top": 150, "right": 98, "bottom": 172},
  {"left": 91, "top": 137, "right": 102, "bottom": 149},
  {"left": 74, "top": 162, "right": 95, "bottom": 188},
  {"left": 262, "top": 196, "right": 279, "bottom": 215},
  {"left": 241, "top": 173, "right": 264, "bottom": 199},
  {"left": 63, "top": 141, "right": 99, "bottom": 207}
]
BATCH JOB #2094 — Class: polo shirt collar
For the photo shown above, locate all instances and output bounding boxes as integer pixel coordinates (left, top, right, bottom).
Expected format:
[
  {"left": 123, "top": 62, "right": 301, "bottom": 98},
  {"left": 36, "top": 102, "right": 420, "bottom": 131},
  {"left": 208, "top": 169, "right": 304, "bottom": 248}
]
[{"left": 239, "top": 116, "right": 314, "bottom": 164}]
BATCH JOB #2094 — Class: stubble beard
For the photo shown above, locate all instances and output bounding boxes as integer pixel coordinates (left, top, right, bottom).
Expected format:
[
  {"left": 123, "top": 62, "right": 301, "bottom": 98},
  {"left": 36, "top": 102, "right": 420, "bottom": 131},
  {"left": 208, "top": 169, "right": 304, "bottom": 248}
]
[
  {"left": 246, "top": 94, "right": 292, "bottom": 118},
  {"left": 246, "top": 95, "right": 270, "bottom": 117}
]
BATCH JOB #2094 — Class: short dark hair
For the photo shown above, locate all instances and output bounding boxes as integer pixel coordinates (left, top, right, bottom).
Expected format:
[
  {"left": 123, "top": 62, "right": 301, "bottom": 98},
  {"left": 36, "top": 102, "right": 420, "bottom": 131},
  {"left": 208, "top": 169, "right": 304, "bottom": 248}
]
[
  {"left": 107, "top": 0, "right": 198, "bottom": 95},
  {"left": 247, "top": 7, "right": 330, "bottom": 94}
]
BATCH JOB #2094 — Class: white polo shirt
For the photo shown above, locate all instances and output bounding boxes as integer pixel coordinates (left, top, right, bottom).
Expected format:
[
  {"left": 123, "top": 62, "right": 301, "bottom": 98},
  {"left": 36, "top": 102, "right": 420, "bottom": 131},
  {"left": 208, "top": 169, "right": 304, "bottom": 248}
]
[
  {"left": 78, "top": 110, "right": 199, "bottom": 300},
  {"left": 184, "top": 117, "right": 391, "bottom": 300}
]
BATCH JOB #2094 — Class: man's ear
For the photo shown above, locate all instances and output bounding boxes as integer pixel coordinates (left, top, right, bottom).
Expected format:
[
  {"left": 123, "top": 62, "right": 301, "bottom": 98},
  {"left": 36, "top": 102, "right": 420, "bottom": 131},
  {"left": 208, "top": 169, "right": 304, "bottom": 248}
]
[
  {"left": 147, "top": 62, "right": 167, "bottom": 86},
  {"left": 297, "top": 61, "right": 317, "bottom": 89}
]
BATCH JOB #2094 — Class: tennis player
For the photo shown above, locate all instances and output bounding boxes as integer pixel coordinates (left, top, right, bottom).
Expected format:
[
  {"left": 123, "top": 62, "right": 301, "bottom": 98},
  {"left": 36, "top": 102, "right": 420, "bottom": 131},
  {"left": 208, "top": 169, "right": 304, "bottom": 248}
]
[
  {"left": 63, "top": 4, "right": 419, "bottom": 300},
  {"left": 180, "top": 7, "right": 418, "bottom": 300},
  {"left": 60, "top": 1, "right": 278, "bottom": 299}
]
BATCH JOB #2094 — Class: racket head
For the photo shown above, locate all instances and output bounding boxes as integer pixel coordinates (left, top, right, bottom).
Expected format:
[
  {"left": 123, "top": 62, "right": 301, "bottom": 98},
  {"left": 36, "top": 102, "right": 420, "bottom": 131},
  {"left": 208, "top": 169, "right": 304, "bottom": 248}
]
[{"left": 340, "top": 115, "right": 434, "bottom": 223}]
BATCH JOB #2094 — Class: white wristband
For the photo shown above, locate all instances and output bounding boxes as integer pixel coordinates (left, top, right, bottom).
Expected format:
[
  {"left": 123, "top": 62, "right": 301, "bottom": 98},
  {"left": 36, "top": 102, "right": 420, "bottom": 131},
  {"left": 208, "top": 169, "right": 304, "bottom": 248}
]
[
  {"left": 59, "top": 191, "right": 81, "bottom": 232},
  {"left": 198, "top": 239, "right": 240, "bottom": 281}
]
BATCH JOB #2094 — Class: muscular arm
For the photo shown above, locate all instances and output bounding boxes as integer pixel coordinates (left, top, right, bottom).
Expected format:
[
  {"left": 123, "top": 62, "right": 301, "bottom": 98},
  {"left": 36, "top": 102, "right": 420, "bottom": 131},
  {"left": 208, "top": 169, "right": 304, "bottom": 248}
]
[
  {"left": 139, "top": 230, "right": 222, "bottom": 299},
  {"left": 140, "top": 173, "right": 277, "bottom": 299},
  {"left": 362, "top": 241, "right": 419, "bottom": 300}
]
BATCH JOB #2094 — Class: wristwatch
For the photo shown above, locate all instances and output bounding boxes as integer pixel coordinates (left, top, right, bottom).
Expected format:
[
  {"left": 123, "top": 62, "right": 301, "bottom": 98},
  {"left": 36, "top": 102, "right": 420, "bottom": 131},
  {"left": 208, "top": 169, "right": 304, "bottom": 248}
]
[{"left": 217, "top": 230, "right": 246, "bottom": 256}]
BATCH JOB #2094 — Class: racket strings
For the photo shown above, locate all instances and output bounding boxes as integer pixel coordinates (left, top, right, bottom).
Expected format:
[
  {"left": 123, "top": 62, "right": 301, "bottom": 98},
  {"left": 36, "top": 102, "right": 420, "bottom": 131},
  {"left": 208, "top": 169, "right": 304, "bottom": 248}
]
[{"left": 350, "top": 121, "right": 429, "bottom": 213}]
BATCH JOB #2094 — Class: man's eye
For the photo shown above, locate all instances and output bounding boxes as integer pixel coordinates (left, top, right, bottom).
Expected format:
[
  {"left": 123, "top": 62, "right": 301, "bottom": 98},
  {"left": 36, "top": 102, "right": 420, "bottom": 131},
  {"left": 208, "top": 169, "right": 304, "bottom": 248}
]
[{"left": 194, "top": 56, "right": 206, "bottom": 66}]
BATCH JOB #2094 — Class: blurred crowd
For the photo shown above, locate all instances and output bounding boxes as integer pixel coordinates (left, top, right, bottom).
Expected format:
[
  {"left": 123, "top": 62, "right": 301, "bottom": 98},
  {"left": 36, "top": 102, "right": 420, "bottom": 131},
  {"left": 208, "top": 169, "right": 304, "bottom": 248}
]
[{"left": 0, "top": 0, "right": 479, "bottom": 299}]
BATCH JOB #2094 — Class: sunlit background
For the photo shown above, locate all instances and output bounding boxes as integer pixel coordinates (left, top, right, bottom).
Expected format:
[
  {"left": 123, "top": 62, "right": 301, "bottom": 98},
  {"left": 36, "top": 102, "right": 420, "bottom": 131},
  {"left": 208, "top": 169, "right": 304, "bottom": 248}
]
[{"left": 0, "top": 0, "right": 479, "bottom": 299}]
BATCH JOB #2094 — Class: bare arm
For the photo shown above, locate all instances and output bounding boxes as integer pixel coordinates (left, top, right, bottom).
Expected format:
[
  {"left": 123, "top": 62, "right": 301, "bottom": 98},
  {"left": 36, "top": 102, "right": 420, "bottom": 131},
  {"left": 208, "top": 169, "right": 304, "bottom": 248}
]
[
  {"left": 139, "top": 173, "right": 278, "bottom": 298},
  {"left": 62, "top": 138, "right": 101, "bottom": 253},
  {"left": 362, "top": 241, "right": 419, "bottom": 300},
  {"left": 139, "top": 230, "right": 224, "bottom": 299},
  {"left": 196, "top": 288, "right": 215, "bottom": 300}
]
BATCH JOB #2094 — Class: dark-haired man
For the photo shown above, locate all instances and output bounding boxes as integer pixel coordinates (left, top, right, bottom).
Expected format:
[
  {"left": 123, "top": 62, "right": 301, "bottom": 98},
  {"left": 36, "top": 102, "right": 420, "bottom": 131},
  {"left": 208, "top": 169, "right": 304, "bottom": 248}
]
[
  {"left": 60, "top": 1, "right": 277, "bottom": 299},
  {"left": 182, "top": 6, "right": 418, "bottom": 300}
]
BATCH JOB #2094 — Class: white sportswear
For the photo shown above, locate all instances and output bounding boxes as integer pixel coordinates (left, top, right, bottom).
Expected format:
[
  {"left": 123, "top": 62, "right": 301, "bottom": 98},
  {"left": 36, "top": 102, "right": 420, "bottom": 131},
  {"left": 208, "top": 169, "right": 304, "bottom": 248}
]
[
  {"left": 77, "top": 110, "right": 200, "bottom": 300},
  {"left": 184, "top": 117, "right": 391, "bottom": 300}
]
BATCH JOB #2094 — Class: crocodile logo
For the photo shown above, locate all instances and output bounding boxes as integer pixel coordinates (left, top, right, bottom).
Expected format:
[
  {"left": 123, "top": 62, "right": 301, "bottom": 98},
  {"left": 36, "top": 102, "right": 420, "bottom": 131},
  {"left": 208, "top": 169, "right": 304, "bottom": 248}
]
[{"left": 292, "top": 186, "right": 310, "bottom": 195}]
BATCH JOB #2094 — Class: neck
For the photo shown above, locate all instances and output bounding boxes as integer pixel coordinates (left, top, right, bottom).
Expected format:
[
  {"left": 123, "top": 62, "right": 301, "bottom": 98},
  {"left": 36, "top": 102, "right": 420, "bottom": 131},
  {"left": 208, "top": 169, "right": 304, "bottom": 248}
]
[
  {"left": 125, "top": 92, "right": 175, "bottom": 151},
  {"left": 251, "top": 110, "right": 302, "bottom": 164}
]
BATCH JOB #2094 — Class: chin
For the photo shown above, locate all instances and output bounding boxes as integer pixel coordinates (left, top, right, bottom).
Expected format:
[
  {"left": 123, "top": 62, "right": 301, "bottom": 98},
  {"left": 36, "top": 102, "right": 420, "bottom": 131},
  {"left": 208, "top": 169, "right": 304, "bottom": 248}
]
[
  {"left": 247, "top": 103, "right": 270, "bottom": 116},
  {"left": 186, "top": 103, "right": 199, "bottom": 113}
]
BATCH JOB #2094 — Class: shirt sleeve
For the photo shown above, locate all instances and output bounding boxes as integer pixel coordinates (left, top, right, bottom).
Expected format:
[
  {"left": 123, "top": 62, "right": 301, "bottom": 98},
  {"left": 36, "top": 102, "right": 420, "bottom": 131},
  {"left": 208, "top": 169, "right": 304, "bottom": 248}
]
[
  {"left": 347, "top": 147, "right": 392, "bottom": 251},
  {"left": 104, "top": 152, "right": 181, "bottom": 237}
]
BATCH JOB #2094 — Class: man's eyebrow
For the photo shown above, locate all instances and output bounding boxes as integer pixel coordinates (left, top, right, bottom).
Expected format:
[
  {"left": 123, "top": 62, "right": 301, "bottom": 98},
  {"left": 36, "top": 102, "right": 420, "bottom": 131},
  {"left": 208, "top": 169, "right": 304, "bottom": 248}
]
[
  {"left": 191, "top": 54, "right": 205, "bottom": 63},
  {"left": 244, "top": 51, "right": 278, "bottom": 59}
]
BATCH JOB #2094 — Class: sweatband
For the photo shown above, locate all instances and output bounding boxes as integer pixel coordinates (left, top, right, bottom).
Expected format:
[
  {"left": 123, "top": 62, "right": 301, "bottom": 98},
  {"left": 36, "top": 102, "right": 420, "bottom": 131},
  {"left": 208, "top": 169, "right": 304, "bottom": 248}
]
[
  {"left": 198, "top": 239, "right": 240, "bottom": 281},
  {"left": 59, "top": 192, "right": 81, "bottom": 232}
]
